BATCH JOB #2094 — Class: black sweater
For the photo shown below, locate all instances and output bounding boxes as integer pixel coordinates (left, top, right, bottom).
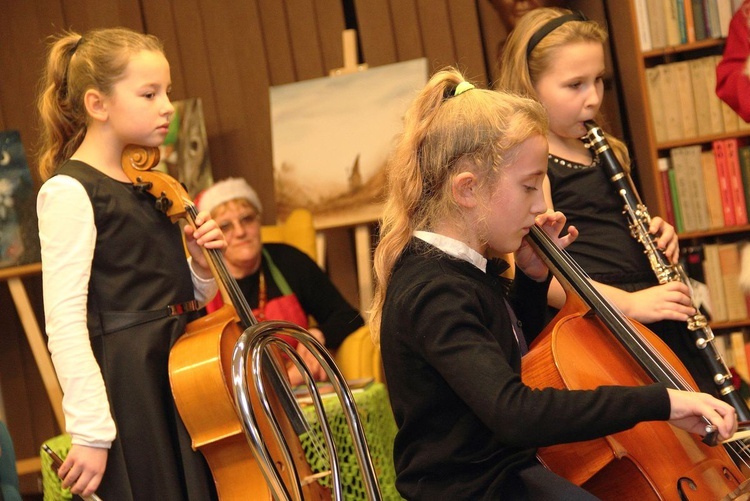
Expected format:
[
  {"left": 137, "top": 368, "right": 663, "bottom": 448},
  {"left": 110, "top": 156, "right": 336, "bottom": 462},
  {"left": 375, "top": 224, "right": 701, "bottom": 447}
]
[{"left": 380, "top": 238, "right": 670, "bottom": 500}]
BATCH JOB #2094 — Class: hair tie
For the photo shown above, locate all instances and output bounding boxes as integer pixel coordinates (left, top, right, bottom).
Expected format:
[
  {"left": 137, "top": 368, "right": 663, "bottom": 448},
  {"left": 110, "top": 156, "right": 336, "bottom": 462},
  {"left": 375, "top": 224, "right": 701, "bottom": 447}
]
[
  {"left": 71, "top": 36, "right": 84, "bottom": 55},
  {"left": 454, "top": 81, "right": 475, "bottom": 96},
  {"left": 526, "top": 11, "right": 587, "bottom": 59}
]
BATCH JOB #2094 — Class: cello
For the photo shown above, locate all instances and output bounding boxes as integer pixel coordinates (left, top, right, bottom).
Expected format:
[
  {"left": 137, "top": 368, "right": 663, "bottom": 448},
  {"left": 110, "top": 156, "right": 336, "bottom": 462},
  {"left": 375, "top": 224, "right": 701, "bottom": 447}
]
[
  {"left": 521, "top": 224, "right": 750, "bottom": 500},
  {"left": 120, "top": 144, "right": 329, "bottom": 500}
]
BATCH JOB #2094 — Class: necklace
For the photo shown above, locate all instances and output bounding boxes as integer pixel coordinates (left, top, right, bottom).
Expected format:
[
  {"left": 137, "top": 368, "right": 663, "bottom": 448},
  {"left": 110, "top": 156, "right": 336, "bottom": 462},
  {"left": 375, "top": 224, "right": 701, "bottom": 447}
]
[
  {"left": 548, "top": 152, "right": 600, "bottom": 170},
  {"left": 257, "top": 270, "right": 266, "bottom": 320}
]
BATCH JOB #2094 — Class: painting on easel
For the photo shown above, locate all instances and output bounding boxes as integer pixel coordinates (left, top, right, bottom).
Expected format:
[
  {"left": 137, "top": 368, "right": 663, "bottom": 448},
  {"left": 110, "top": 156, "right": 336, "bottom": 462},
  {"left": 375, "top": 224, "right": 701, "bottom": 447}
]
[
  {"left": 270, "top": 58, "right": 428, "bottom": 228},
  {"left": 0, "top": 130, "right": 40, "bottom": 268}
]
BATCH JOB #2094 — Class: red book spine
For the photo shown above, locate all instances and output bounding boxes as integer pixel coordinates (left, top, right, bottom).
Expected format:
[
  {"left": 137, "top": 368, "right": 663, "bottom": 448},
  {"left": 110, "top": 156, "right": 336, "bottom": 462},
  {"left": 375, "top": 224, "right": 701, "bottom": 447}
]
[
  {"left": 724, "top": 138, "right": 749, "bottom": 225},
  {"left": 713, "top": 140, "right": 737, "bottom": 226},
  {"left": 659, "top": 161, "right": 676, "bottom": 227}
]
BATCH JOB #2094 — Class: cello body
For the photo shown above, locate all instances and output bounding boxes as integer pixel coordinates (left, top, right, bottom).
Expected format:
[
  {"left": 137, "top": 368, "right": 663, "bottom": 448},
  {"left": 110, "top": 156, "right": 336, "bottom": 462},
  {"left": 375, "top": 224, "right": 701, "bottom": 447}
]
[{"left": 522, "top": 226, "right": 749, "bottom": 500}]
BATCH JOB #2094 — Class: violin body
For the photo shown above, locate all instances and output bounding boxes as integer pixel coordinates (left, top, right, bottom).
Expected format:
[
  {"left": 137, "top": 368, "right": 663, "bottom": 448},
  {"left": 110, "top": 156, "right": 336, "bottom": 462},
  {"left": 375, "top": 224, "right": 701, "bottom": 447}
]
[{"left": 521, "top": 226, "right": 749, "bottom": 500}]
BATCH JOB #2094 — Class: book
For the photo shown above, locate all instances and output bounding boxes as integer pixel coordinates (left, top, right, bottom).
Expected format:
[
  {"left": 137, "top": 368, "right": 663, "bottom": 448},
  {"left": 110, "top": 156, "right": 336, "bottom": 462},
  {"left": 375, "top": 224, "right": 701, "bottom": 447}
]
[
  {"left": 634, "top": 0, "right": 653, "bottom": 51},
  {"left": 738, "top": 145, "right": 750, "bottom": 219},
  {"left": 664, "top": 0, "right": 682, "bottom": 46},
  {"left": 703, "top": 56, "right": 725, "bottom": 135},
  {"left": 713, "top": 139, "right": 737, "bottom": 226},
  {"left": 730, "top": 331, "right": 750, "bottom": 383},
  {"left": 724, "top": 138, "right": 749, "bottom": 225},
  {"left": 719, "top": 242, "right": 749, "bottom": 321},
  {"left": 647, "top": 0, "right": 668, "bottom": 49},
  {"left": 717, "top": 0, "right": 734, "bottom": 37},
  {"left": 0, "top": 130, "right": 41, "bottom": 268},
  {"left": 703, "top": 242, "right": 729, "bottom": 322},
  {"left": 690, "top": 58, "right": 713, "bottom": 137},
  {"left": 683, "top": 0, "right": 697, "bottom": 42},
  {"left": 645, "top": 66, "right": 668, "bottom": 143},
  {"left": 704, "top": 0, "right": 722, "bottom": 37},
  {"left": 658, "top": 158, "right": 676, "bottom": 227},
  {"left": 670, "top": 146, "right": 707, "bottom": 231},
  {"left": 660, "top": 64, "right": 685, "bottom": 141},
  {"left": 668, "top": 168, "right": 685, "bottom": 232},
  {"left": 701, "top": 149, "right": 726, "bottom": 229},
  {"left": 673, "top": 61, "right": 698, "bottom": 138},
  {"left": 691, "top": 0, "right": 708, "bottom": 40}
]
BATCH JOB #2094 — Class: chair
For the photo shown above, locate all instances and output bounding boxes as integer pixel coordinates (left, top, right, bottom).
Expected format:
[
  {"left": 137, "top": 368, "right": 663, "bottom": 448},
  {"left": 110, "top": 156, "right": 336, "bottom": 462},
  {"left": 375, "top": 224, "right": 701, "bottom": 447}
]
[
  {"left": 261, "top": 209, "right": 384, "bottom": 384},
  {"left": 232, "top": 321, "right": 383, "bottom": 500},
  {"left": 0, "top": 421, "right": 22, "bottom": 501},
  {"left": 261, "top": 208, "right": 318, "bottom": 263}
]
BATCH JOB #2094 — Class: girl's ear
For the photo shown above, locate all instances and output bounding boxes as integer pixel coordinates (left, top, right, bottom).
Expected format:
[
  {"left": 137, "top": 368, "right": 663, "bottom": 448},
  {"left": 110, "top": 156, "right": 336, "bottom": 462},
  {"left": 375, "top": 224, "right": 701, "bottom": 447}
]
[
  {"left": 452, "top": 168, "right": 478, "bottom": 209},
  {"left": 84, "top": 89, "right": 108, "bottom": 122}
]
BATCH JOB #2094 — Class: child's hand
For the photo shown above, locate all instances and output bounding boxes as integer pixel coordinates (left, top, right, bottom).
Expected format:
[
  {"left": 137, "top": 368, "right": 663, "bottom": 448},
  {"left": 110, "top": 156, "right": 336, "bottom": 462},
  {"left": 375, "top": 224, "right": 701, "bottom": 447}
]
[
  {"left": 620, "top": 282, "right": 695, "bottom": 323},
  {"left": 58, "top": 444, "right": 107, "bottom": 498},
  {"left": 649, "top": 216, "right": 680, "bottom": 264},
  {"left": 184, "top": 210, "right": 226, "bottom": 278},
  {"left": 514, "top": 211, "right": 578, "bottom": 281}
]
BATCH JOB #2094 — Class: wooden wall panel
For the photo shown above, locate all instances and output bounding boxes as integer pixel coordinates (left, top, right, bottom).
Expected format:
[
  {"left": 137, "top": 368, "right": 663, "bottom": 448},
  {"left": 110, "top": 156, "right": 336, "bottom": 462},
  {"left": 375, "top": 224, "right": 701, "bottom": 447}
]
[
  {"left": 389, "top": 0, "right": 424, "bottom": 62},
  {"left": 314, "top": 0, "right": 347, "bottom": 73},
  {"left": 448, "top": 0, "right": 488, "bottom": 85},
  {"left": 258, "top": 0, "right": 297, "bottom": 85},
  {"left": 286, "top": 0, "right": 326, "bottom": 80},
  {"left": 354, "top": 0, "right": 398, "bottom": 67},
  {"left": 415, "top": 0, "right": 456, "bottom": 72}
]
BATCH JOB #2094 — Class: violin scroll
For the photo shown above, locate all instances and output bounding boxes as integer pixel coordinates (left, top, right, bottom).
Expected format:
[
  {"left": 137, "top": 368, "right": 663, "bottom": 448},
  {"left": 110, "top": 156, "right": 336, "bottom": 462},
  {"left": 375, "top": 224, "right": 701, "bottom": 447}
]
[{"left": 121, "top": 144, "right": 190, "bottom": 222}]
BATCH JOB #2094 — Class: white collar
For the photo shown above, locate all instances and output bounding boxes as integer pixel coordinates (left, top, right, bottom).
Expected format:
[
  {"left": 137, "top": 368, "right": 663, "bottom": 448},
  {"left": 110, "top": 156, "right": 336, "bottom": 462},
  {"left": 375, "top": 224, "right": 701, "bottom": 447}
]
[{"left": 414, "top": 231, "right": 487, "bottom": 273}]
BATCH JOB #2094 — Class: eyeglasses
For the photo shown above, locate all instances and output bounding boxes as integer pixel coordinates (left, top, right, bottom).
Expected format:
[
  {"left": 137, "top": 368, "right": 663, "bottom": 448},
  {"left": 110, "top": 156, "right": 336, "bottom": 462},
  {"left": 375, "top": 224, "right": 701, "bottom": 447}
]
[{"left": 217, "top": 212, "right": 260, "bottom": 237}]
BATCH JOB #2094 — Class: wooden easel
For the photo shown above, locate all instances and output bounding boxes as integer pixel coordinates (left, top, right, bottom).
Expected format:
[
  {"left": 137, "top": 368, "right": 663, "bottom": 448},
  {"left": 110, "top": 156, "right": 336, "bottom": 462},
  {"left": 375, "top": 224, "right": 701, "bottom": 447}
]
[
  {"left": 0, "top": 262, "right": 64, "bottom": 476},
  {"left": 322, "top": 29, "right": 375, "bottom": 320}
]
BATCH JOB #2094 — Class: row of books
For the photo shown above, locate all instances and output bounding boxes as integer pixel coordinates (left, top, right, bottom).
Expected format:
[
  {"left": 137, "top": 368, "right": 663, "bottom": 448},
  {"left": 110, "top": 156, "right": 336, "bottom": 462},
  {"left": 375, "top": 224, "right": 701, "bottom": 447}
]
[
  {"left": 645, "top": 55, "right": 750, "bottom": 144},
  {"left": 682, "top": 241, "right": 749, "bottom": 323},
  {"left": 713, "top": 329, "right": 750, "bottom": 387},
  {"left": 660, "top": 138, "right": 750, "bottom": 233},
  {"left": 633, "top": 0, "right": 739, "bottom": 51}
]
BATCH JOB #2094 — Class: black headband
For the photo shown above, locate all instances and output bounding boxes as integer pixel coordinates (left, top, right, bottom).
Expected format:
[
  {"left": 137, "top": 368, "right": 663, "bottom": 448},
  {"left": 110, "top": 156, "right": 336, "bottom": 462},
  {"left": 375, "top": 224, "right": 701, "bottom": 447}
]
[{"left": 526, "top": 11, "right": 588, "bottom": 59}]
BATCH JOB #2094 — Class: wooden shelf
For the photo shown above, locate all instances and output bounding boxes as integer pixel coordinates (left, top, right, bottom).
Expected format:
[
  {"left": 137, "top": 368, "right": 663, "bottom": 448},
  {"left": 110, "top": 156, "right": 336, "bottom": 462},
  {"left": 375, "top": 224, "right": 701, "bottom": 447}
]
[
  {"left": 642, "top": 38, "right": 725, "bottom": 59},
  {"left": 711, "top": 319, "right": 750, "bottom": 331},
  {"left": 679, "top": 225, "right": 750, "bottom": 240},
  {"left": 656, "top": 131, "right": 750, "bottom": 151}
]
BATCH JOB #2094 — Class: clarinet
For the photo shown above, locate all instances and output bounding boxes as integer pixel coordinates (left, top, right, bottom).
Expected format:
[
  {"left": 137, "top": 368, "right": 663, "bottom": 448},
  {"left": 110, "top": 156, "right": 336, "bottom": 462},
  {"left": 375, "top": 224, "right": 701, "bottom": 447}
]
[{"left": 583, "top": 120, "right": 750, "bottom": 422}]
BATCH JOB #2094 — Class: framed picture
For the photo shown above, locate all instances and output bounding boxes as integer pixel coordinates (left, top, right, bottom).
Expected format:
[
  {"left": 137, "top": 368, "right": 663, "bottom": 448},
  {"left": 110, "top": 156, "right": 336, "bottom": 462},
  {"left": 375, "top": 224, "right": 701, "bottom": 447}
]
[
  {"left": 159, "top": 98, "right": 213, "bottom": 198},
  {"left": 270, "top": 58, "right": 428, "bottom": 228},
  {"left": 0, "top": 130, "right": 40, "bottom": 268}
]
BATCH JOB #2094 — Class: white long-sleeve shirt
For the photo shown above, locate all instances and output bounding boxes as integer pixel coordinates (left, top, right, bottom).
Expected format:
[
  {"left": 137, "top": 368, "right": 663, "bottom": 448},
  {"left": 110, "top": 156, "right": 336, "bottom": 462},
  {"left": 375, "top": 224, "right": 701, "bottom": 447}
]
[{"left": 37, "top": 175, "right": 217, "bottom": 448}]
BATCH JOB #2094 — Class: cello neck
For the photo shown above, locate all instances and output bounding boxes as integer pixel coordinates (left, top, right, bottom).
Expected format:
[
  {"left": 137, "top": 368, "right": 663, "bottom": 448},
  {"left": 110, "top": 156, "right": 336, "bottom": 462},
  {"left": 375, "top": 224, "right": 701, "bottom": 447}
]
[
  {"left": 184, "top": 203, "right": 257, "bottom": 329},
  {"left": 526, "top": 225, "right": 691, "bottom": 392}
]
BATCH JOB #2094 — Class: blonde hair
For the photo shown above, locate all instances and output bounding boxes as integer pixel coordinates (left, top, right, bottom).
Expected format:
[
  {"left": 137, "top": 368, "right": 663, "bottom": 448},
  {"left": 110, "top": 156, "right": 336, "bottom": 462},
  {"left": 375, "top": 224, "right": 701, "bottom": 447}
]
[
  {"left": 496, "top": 7, "right": 631, "bottom": 168},
  {"left": 369, "top": 67, "right": 548, "bottom": 341},
  {"left": 36, "top": 27, "right": 164, "bottom": 180}
]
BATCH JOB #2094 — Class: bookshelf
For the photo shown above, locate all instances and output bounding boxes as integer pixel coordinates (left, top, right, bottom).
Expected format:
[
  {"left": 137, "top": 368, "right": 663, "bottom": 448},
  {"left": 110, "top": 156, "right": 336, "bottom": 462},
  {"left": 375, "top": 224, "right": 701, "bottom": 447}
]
[{"left": 605, "top": 0, "right": 750, "bottom": 332}]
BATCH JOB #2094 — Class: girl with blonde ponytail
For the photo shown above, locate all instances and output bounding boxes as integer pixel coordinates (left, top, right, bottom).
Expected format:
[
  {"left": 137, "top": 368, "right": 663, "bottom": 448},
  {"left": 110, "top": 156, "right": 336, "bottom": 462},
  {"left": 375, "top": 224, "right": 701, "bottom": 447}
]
[{"left": 373, "top": 67, "right": 736, "bottom": 500}]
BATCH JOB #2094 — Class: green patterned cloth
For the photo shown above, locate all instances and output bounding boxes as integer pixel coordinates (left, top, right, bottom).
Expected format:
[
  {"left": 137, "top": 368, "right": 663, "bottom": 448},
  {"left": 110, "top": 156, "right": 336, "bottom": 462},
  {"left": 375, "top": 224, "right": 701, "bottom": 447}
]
[
  {"left": 41, "top": 383, "right": 403, "bottom": 500},
  {"left": 40, "top": 433, "right": 72, "bottom": 501},
  {"left": 298, "top": 382, "right": 402, "bottom": 500}
]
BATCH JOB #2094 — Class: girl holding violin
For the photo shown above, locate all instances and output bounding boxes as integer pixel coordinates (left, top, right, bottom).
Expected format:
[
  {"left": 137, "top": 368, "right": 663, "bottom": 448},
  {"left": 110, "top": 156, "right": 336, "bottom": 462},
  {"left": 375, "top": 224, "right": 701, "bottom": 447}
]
[
  {"left": 369, "top": 67, "right": 738, "bottom": 500},
  {"left": 36, "top": 28, "right": 224, "bottom": 500}
]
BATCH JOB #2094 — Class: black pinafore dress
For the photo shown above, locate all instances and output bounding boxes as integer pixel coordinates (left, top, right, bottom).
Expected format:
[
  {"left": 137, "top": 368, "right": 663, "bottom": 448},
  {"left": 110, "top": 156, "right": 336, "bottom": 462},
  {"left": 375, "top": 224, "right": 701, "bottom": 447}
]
[{"left": 58, "top": 161, "right": 217, "bottom": 500}]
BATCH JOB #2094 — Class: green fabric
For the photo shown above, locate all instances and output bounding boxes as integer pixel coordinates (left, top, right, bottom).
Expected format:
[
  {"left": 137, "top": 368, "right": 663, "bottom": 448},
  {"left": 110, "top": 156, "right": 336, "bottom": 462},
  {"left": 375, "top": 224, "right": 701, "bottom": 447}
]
[
  {"left": 263, "top": 247, "right": 293, "bottom": 296},
  {"left": 298, "top": 382, "right": 403, "bottom": 500},
  {"left": 40, "top": 434, "right": 73, "bottom": 501},
  {"left": 41, "top": 384, "right": 403, "bottom": 500}
]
